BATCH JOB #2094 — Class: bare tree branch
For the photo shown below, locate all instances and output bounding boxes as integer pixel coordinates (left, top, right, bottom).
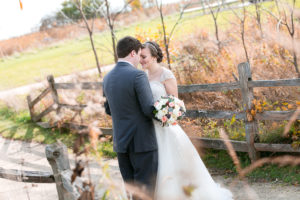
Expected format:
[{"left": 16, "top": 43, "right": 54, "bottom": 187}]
[
  {"left": 112, "top": 0, "right": 134, "bottom": 22},
  {"left": 168, "top": 3, "right": 190, "bottom": 44},
  {"left": 156, "top": 0, "right": 171, "bottom": 69},
  {"left": 96, "top": 0, "right": 133, "bottom": 63},
  {"left": 227, "top": 0, "right": 250, "bottom": 63},
  {"left": 265, "top": 0, "right": 299, "bottom": 75},
  {"left": 205, "top": 0, "right": 223, "bottom": 50},
  {"left": 75, "top": 0, "right": 102, "bottom": 77},
  {"left": 254, "top": 0, "right": 263, "bottom": 37},
  {"left": 155, "top": 0, "right": 189, "bottom": 69}
]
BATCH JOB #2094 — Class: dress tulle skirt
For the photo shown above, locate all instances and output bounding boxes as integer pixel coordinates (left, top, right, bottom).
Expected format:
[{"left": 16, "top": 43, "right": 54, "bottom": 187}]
[{"left": 153, "top": 121, "right": 233, "bottom": 200}]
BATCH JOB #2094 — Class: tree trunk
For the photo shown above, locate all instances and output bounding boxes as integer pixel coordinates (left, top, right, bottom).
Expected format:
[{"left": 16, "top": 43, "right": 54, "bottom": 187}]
[
  {"left": 292, "top": 40, "right": 299, "bottom": 76},
  {"left": 159, "top": 7, "right": 171, "bottom": 69},
  {"left": 110, "top": 26, "right": 117, "bottom": 63},
  {"left": 88, "top": 31, "right": 102, "bottom": 77},
  {"left": 241, "top": 9, "right": 249, "bottom": 64},
  {"left": 255, "top": 2, "right": 263, "bottom": 37},
  {"left": 77, "top": 1, "right": 102, "bottom": 77},
  {"left": 213, "top": 16, "right": 221, "bottom": 51},
  {"left": 105, "top": 0, "right": 118, "bottom": 63}
]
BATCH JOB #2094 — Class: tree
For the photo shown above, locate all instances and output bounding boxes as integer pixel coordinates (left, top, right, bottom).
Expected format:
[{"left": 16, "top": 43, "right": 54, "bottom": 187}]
[
  {"left": 228, "top": 0, "right": 250, "bottom": 64},
  {"left": 254, "top": 0, "right": 263, "bottom": 37},
  {"left": 275, "top": 0, "right": 299, "bottom": 76},
  {"left": 264, "top": 0, "right": 299, "bottom": 76},
  {"left": 205, "top": 0, "right": 223, "bottom": 51},
  {"left": 54, "top": 0, "right": 132, "bottom": 67},
  {"left": 74, "top": 0, "right": 103, "bottom": 77},
  {"left": 40, "top": 15, "right": 59, "bottom": 31},
  {"left": 128, "top": 0, "right": 142, "bottom": 11},
  {"left": 103, "top": 0, "right": 118, "bottom": 62},
  {"left": 155, "top": 0, "right": 190, "bottom": 69},
  {"left": 97, "top": 0, "right": 133, "bottom": 63},
  {"left": 56, "top": 0, "right": 102, "bottom": 22}
]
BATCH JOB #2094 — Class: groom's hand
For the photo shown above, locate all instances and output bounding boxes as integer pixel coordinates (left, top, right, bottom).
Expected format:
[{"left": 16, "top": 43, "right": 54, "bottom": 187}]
[
  {"left": 103, "top": 90, "right": 111, "bottom": 116},
  {"left": 104, "top": 100, "right": 111, "bottom": 116}
]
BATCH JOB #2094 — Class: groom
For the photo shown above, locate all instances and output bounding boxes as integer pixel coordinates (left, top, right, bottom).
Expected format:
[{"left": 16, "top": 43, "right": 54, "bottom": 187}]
[{"left": 103, "top": 36, "right": 158, "bottom": 198}]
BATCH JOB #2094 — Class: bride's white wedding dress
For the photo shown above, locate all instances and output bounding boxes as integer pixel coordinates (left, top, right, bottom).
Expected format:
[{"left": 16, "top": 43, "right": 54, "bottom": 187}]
[{"left": 149, "top": 68, "right": 233, "bottom": 200}]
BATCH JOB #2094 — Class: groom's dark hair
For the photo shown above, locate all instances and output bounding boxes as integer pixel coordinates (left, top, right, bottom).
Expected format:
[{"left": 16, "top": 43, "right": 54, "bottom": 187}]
[{"left": 117, "top": 36, "right": 142, "bottom": 58}]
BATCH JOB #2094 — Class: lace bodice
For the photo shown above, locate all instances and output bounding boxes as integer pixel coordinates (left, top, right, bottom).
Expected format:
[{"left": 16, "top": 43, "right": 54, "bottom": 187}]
[
  {"left": 150, "top": 81, "right": 167, "bottom": 102},
  {"left": 149, "top": 68, "right": 175, "bottom": 102}
]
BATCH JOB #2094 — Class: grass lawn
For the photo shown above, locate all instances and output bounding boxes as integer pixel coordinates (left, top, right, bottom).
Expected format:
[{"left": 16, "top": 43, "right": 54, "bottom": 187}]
[
  {"left": 1, "top": 1, "right": 297, "bottom": 90},
  {"left": 0, "top": 106, "right": 116, "bottom": 157},
  {"left": 0, "top": 106, "right": 77, "bottom": 146}
]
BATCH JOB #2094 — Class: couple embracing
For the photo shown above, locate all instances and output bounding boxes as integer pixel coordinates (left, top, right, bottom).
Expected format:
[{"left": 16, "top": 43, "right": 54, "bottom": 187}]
[{"left": 103, "top": 36, "right": 233, "bottom": 200}]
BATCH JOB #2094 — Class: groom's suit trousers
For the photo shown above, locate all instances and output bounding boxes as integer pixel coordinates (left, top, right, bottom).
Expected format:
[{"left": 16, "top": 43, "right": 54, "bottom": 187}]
[{"left": 117, "top": 149, "right": 158, "bottom": 199}]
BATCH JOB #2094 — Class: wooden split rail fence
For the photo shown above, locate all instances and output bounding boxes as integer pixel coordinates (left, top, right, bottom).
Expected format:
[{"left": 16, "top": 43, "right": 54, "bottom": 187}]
[
  {"left": 1, "top": 62, "right": 300, "bottom": 200},
  {"left": 26, "top": 75, "right": 112, "bottom": 135},
  {"left": 179, "top": 62, "right": 300, "bottom": 161},
  {"left": 26, "top": 62, "right": 300, "bottom": 162}
]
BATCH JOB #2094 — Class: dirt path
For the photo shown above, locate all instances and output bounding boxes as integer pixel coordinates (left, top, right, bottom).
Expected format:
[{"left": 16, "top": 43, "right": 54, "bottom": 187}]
[{"left": 0, "top": 137, "right": 299, "bottom": 200}]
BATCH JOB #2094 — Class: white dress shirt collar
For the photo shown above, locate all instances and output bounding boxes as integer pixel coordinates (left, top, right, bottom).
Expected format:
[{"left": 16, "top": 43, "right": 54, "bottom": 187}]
[{"left": 118, "top": 59, "right": 134, "bottom": 67}]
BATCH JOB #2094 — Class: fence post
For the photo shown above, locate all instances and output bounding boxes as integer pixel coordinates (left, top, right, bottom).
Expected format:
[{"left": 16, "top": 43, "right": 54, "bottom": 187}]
[
  {"left": 45, "top": 142, "right": 78, "bottom": 200},
  {"left": 238, "top": 62, "right": 259, "bottom": 162},
  {"left": 26, "top": 95, "right": 35, "bottom": 122},
  {"left": 47, "top": 75, "right": 60, "bottom": 113}
]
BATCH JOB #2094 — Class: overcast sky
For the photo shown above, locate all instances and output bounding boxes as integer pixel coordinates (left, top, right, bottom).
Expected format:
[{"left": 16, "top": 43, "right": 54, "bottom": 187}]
[{"left": 0, "top": 0, "right": 181, "bottom": 41}]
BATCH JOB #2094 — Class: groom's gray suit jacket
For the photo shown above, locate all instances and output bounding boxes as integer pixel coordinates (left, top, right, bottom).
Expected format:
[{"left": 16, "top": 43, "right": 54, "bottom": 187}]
[{"left": 103, "top": 61, "right": 157, "bottom": 153}]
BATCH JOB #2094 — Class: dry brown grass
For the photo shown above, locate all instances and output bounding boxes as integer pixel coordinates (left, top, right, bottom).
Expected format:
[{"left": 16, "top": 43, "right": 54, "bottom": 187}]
[
  {"left": 176, "top": 15, "right": 300, "bottom": 111},
  {"left": 0, "top": 18, "right": 108, "bottom": 58}
]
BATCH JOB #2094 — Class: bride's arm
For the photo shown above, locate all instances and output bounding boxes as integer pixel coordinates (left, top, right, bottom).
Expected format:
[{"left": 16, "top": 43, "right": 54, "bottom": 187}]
[{"left": 164, "top": 78, "right": 178, "bottom": 98}]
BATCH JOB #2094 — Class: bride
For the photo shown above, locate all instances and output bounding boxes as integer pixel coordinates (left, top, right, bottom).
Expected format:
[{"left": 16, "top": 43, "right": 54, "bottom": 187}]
[{"left": 140, "top": 41, "right": 233, "bottom": 200}]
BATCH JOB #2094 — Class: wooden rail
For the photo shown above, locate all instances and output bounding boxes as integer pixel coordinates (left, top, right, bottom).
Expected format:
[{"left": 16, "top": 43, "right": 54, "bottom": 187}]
[
  {"left": 248, "top": 79, "right": 300, "bottom": 88},
  {"left": 0, "top": 167, "right": 54, "bottom": 183},
  {"left": 191, "top": 137, "right": 300, "bottom": 153},
  {"left": 186, "top": 110, "right": 300, "bottom": 121},
  {"left": 178, "top": 82, "right": 240, "bottom": 93},
  {"left": 186, "top": 110, "right": 245, "bottom": 120},
  {"left": 54, "top": 82, "right": 102, "bottom": 90}
]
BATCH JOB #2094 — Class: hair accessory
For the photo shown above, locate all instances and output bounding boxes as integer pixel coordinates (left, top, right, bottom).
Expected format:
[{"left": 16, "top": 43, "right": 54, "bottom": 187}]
[{"left": 145, "top": 41, "right": 158, "bottom": 53}]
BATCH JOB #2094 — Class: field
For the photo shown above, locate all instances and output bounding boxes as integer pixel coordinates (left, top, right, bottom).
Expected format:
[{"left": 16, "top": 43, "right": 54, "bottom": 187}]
[{"left": 0, "top": 1, "right": 295, "bottom": 90}]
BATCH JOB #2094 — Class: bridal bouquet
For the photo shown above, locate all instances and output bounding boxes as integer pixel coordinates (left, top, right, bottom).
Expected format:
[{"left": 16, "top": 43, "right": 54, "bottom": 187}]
[{"left": 153, "top": 95, "right": 186, "bottom": 126}]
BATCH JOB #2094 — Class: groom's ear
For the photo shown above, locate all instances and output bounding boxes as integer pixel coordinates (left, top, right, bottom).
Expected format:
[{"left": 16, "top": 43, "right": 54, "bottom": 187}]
[{"left": 130, "top": 50, "right": 136, "bottom": 57}]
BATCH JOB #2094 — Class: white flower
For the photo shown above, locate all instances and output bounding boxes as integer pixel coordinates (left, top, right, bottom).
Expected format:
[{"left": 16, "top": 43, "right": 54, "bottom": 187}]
[
  {"left": 173, "top": 105, "right": 182, "bottom": 115},
  {"left": 171, "top": 113, "right": 178, "bottom": 120},
  {"left": 155, "top": 102, "right": 163, "bottom": 110},
  {"left": 156, "top": 110, "right": 164, "bottom": 120},
  {"left": 162, "top": 107, "right": 169, "bottom": 115},
  {"left": 174, "top": 97, "right": 181, "bottom": 104},
  {"left": 160, "top": 98, "right": 169, "bottom": 105},
  {"left": 168, "top": 117, "right": 176, "bottom": 124}
]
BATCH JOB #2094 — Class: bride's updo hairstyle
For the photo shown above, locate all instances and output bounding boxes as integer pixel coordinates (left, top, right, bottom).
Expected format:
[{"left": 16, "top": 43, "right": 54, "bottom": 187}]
[{"left": 142, "top": 41, "right": 163, "bottom": 63}]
